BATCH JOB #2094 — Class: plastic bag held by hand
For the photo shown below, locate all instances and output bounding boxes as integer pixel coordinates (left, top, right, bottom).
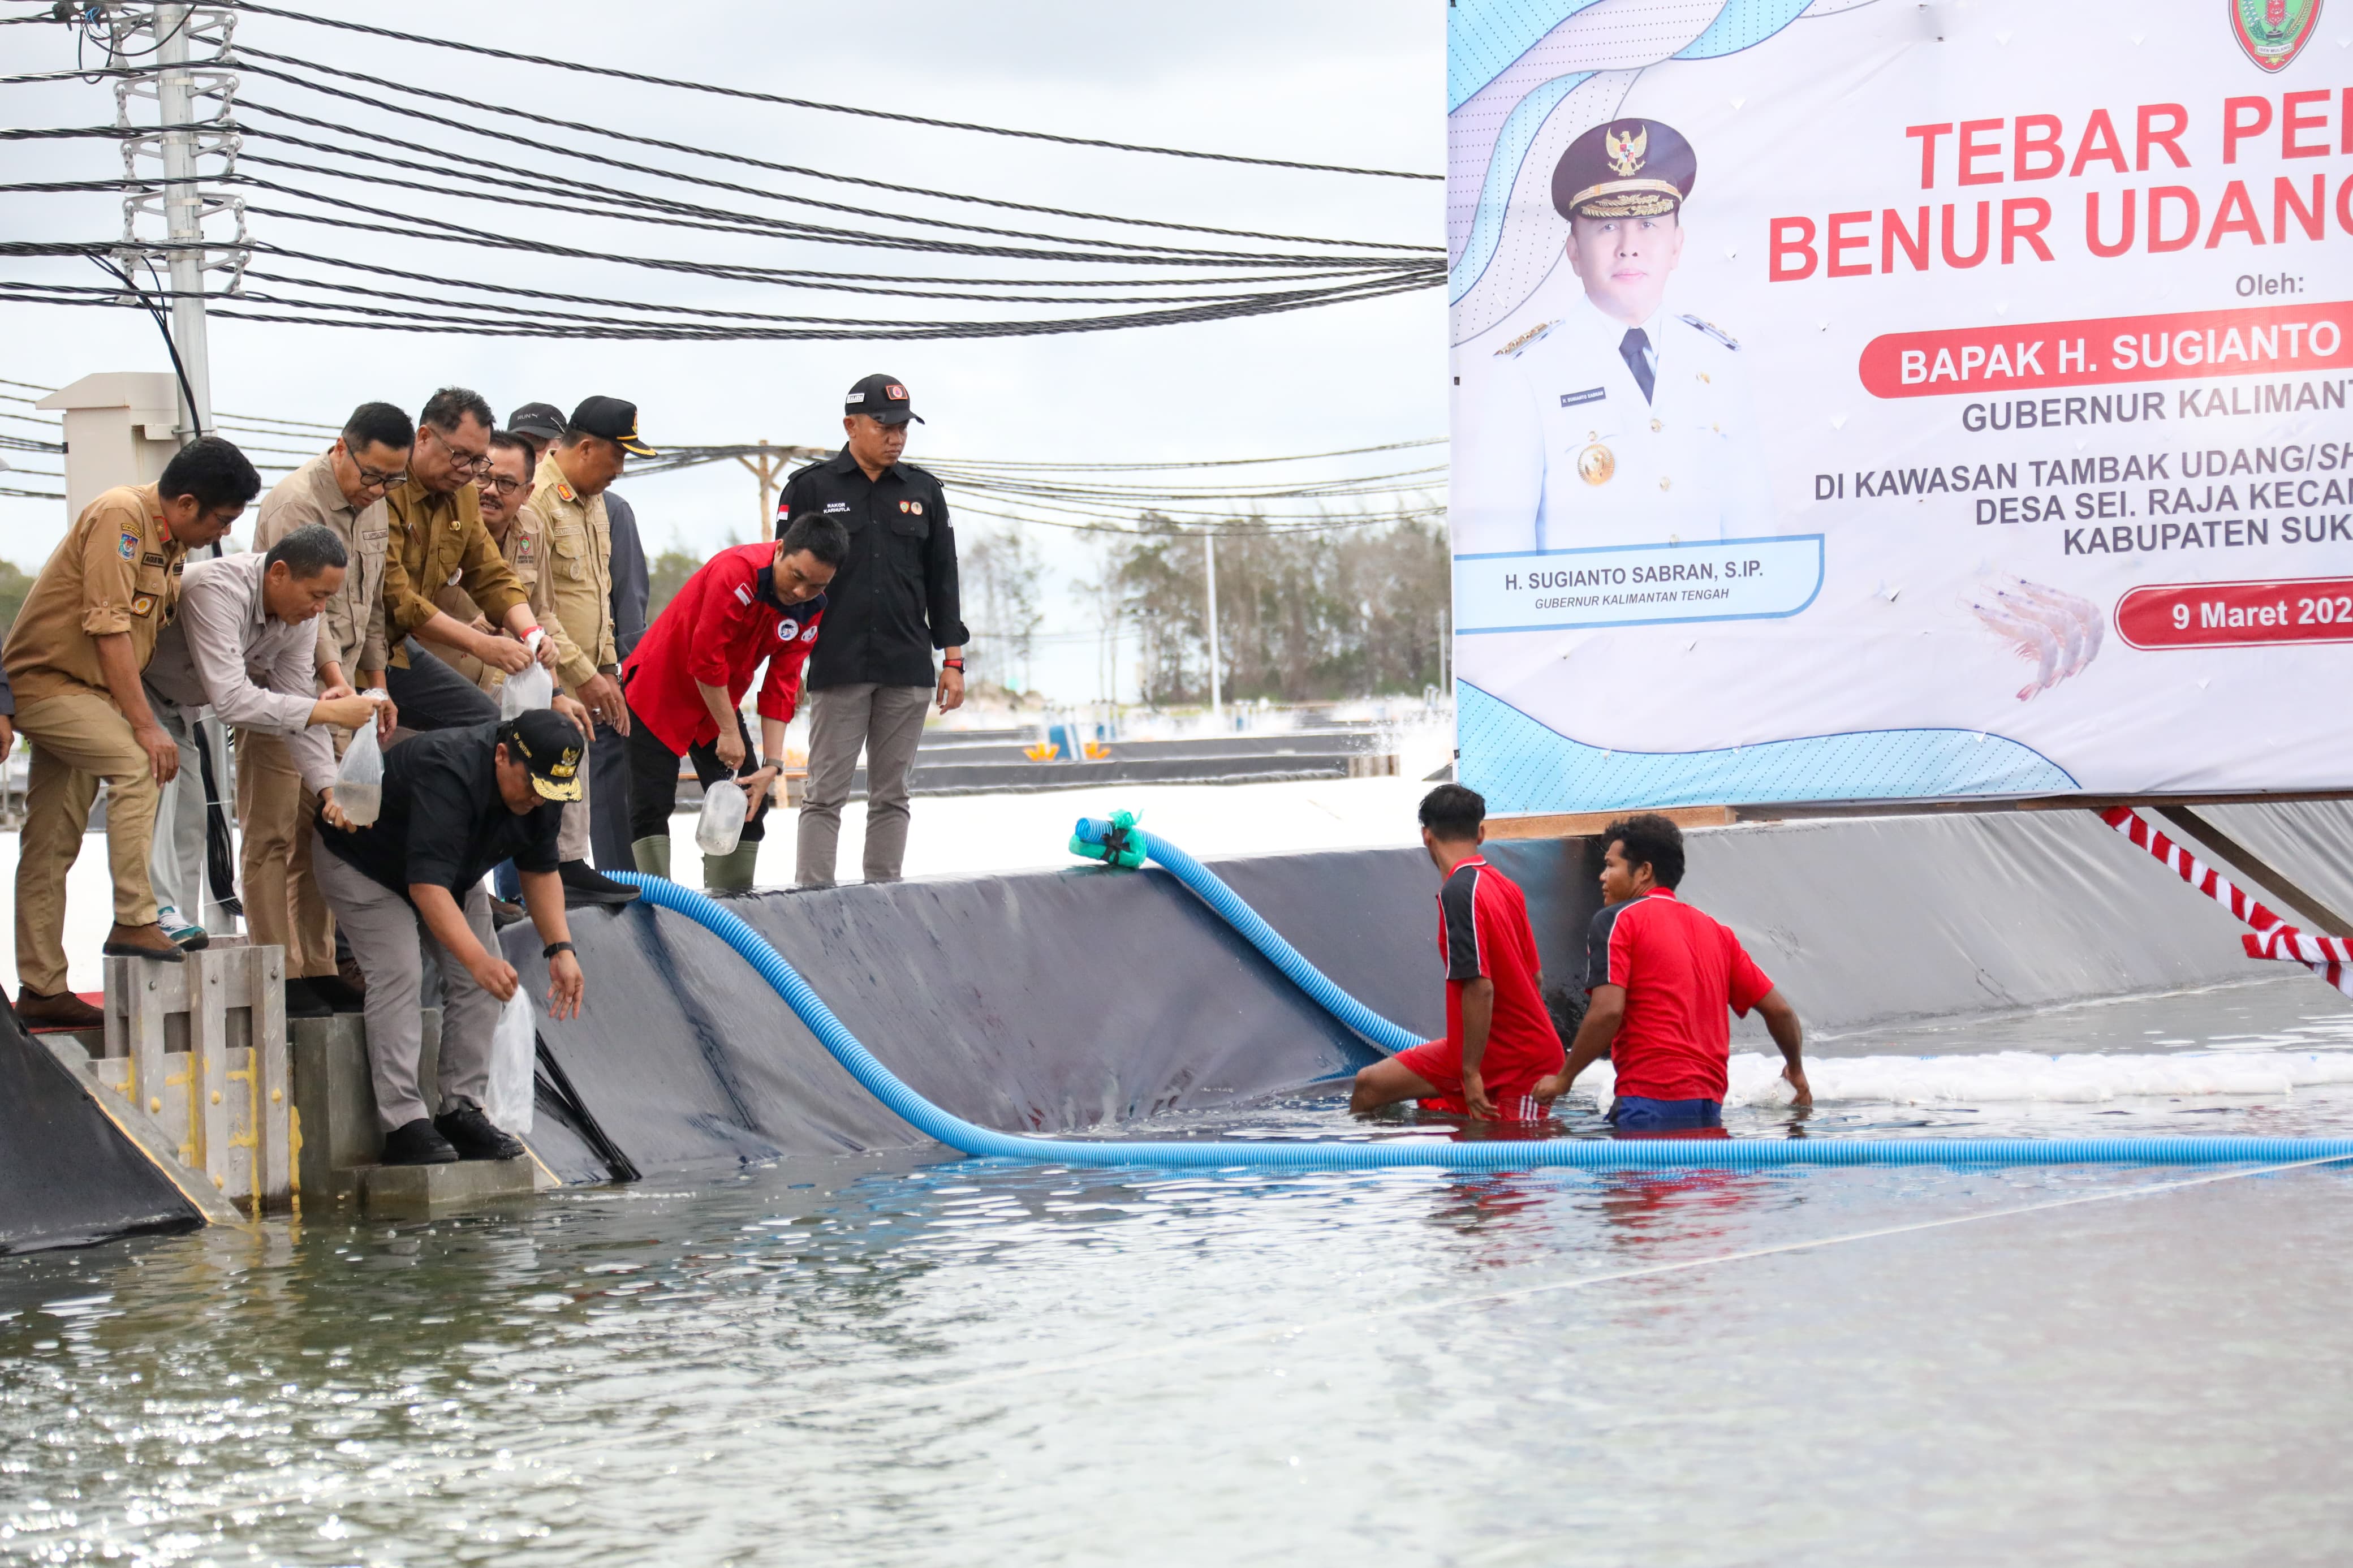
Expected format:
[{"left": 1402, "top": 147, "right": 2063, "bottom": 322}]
[
  {"left": 499, "top": 635, "right": 554, "bottom": 718},
  {"left": 333, "top": 713, "right": 385, "bottom": 825},
  {"left": 484, "top": 989, "right": 537, "bottom": 1135},
  {"left": 696, "top": 778, "right": 748, "bottom": 855}
]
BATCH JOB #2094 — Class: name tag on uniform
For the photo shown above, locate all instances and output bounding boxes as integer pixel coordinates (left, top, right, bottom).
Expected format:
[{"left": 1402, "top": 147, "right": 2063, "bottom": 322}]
[{"left": 1559, "top": 387, "right": 1606, "bottom": 408}]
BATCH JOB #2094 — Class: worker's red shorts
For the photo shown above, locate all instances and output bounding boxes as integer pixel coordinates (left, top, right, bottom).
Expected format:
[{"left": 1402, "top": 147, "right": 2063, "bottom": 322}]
[{"left": 1393, "top": 1040, "right": 1551, "bottom": 1122}]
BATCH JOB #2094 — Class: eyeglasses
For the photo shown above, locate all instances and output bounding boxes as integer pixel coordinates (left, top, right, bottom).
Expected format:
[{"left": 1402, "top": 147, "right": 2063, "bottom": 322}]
[
  {"left": 480, "top": 473, "right": 527, "bottom": 496},
  {"left": 425, "top": 424, "right": 491, "bottom": 476},
  {"left": 355, "top": 466, "right": 407, "bottom": 490}
]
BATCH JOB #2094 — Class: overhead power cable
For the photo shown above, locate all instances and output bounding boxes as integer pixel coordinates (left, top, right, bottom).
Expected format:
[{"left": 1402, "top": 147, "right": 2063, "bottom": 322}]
[
  {"left": 209, "top": 0, "right": 1441, "bottom": 181},
  {"left": 0, "top": 267, "right": 1435, "bottom": 342},
  {"left": 230, "top": 51, "right": 1438, "bottom": 253},
  {"left": 227, "top": 84, "right": 1407, "bottom": 266}
]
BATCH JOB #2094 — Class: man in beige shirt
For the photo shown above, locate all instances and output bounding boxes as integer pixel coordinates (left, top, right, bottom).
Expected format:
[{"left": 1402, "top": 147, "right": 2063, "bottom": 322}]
[
  {"left": 381, "top": 387, "right": 554, "bottom": 730},
  {"left": 243, "top": 403, "right": 413, "bottom": 1012},
  {"left": 2, "top": 438, "right": 258, "bottom": 1028},
  {"left": 518, "top": 398, "right": 652, "bottom": 907}
]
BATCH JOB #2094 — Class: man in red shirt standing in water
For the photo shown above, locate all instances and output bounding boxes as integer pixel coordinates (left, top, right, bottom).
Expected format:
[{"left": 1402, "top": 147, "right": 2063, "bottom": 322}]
[
  {"left": 1535, "top": 813, "right": 1810, "bottom": 1131},
  {"left": 1351, "top": 785, "right": 1565, "bottom": 1121},
  {"left": 619, "top": 515, "right": 846, "bottom": 889}
]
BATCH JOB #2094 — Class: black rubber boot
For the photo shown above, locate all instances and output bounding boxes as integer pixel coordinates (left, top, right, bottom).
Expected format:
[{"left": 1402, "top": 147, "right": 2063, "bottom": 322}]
[{"left": 381, "top": 1118, "right": 459, "bottom": 1165}]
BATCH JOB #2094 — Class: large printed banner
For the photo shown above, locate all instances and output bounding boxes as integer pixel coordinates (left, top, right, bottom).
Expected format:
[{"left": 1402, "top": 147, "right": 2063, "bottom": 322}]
[{"left": 1447, "top": 0, "right": 2353, "bottom": 813}]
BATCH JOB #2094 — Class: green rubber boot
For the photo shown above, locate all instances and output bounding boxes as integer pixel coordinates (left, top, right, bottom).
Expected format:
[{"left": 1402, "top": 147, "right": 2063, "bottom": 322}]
[
  {"left": 702, "top": 843, "right": 760, "bottom": 893},
  {"left": 630, "top": 835, "right": 672, "bottom": 879}
]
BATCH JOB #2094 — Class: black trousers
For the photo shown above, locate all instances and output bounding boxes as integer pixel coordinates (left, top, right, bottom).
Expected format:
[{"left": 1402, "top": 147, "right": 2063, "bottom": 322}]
[
  {"left": 588, "top": 718, "right": 633, "bottom": 870},
  {"left": 625, "top": 701, "right": 772, "bottom": 845},
  {"left": 384, "top": 641, "right": 498, "bottom": 731}
]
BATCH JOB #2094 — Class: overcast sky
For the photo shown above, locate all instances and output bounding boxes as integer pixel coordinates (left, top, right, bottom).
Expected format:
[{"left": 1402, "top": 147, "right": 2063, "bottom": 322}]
[{"left": 0, "top": 0, "right": 1445, "bottom": 703}]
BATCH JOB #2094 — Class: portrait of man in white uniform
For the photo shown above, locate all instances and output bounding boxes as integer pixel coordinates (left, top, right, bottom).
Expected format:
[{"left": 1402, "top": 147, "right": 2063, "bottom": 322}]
[{"left": 1453, "top": 118, "right": 1775, "bottom": 557}]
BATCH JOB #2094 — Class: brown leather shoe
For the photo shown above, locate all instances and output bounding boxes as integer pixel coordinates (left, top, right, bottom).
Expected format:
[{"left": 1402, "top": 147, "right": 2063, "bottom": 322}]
[
  {"left": 337, "top": 955, "right": 368, "bottom": 996},
  {"left": 100, "top": 921, "right": 186, "bottom": 963},
  {"left": 16, "top": 988, "right": 104, "bottom": 1030}
]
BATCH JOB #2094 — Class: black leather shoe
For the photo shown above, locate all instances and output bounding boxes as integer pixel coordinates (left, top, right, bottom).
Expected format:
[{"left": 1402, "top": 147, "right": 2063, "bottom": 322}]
[
  {"left": 381, "top": 1118, "right": 459, "bottom": 1165},
  {"left": 307, "top": 974, "right": 368, "bottom": 1013},
  {"left": 558, "top": 859, "right": 641, "bottom": 907},
  {"left": 489, "top": 895, "right": 526, "bottom": 928},
  {"left": 434, "top": 1101, "right": 525, "bottom": 1161},
  {"left": 282, "top": 977, "right": 334, "bottom": 1019}
]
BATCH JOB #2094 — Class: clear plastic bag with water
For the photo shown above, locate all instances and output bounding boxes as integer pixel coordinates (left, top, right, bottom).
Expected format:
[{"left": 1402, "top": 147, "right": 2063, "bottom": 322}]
[
  {"left": 498, "top": 658, "right": 553, "bottom": 718},
  {"left": 696, "top": 778, "right": 748, "bottom": 856},
  {"left": 333, "top": 713, "right": 385, "bottom": 826},
  {"left": 484, "top": 988, "right": 536, "bottom": 1135}
]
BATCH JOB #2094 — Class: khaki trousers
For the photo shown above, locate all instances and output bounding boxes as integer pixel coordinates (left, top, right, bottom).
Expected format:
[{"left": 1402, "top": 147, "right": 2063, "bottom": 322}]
[
  {"left": 235, "top": 726, "right": 340, "bottom": 979},
  {"left": 12, "top": 690, "right": 160, "bottom": 995}
]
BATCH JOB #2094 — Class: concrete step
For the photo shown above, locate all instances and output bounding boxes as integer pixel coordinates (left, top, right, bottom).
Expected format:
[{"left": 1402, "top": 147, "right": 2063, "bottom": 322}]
[{"left": 360, "top": 1157, "right": 537, "bottom": 1216}]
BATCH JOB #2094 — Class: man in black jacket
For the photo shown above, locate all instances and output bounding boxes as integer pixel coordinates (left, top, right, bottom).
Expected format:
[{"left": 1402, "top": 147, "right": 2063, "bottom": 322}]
[
  {"left": 779, "top": 374, "right": 967, "bottom": 886},
  {"left": 312, "top": 709, "right": 587, "bottom": 1165}
]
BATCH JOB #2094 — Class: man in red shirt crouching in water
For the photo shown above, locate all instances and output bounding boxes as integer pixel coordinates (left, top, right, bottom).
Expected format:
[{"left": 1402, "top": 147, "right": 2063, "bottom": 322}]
[
  {"left": 1351, "top": 785, "right": 1565, "bottom": 1121},
  {"left": 1535, "top": 813, "right": 1810, "bottom": 1132},
  {"left": 620, "top": 515, "right": 846, "bottom": 889}
]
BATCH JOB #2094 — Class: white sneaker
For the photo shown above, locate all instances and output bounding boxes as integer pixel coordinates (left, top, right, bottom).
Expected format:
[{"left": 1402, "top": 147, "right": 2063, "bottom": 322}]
[{"left": 156, "top": 905, "right": 208, "bottom": 947}]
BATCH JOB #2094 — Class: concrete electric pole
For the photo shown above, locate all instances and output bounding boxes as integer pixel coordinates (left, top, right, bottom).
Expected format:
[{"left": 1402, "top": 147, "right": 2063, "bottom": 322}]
[{"left": 102, "top": 2, "right": 248, "bottom": 441}]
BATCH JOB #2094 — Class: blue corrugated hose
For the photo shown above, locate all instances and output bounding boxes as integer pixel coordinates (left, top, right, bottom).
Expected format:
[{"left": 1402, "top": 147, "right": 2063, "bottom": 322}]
[{"left": 613, "top": 871, "right": 2353, "bottom": 1170}]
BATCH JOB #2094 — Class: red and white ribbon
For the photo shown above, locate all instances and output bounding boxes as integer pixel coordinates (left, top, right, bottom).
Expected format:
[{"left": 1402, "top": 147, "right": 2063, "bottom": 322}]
[{"left": 2099, "top": 806, "right": 2353, "bottom": 1000}]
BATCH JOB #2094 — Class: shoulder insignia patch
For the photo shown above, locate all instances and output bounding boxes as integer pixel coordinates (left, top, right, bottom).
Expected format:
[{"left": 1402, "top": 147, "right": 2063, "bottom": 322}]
[
  {"left": 118, "top": 531, "right": 140, "bottom": 561},
  {"left": 555, "top": 481, "right": 576, "bottom": 504},
  {"left": 131, "top": 594, "right": 156, "bottom": 617},
  {"left": 1494, "top": 320, "right": 1558, "bottom": 357},
  {"left": 1678, "top": 314, "right": 1741, "bottom": 351}
]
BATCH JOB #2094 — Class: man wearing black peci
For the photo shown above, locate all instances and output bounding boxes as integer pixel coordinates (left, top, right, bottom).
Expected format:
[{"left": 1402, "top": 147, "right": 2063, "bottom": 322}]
[
  {"left": 781, "top": 374, "right": 968, "bottom": 888},
  {"left": 312, "top": 709, "right": 588, "bottom": 1166}
]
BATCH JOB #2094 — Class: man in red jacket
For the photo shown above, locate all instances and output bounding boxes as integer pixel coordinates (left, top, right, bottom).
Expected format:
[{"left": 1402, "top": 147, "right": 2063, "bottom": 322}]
[{"left": 619, "top": 516, "right": 846, "bottom": 889}]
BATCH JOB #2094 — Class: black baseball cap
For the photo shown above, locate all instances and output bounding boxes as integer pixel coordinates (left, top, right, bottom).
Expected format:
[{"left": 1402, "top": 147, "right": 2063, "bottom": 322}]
[
  {"left": 507, "top": 402, "right": 566, "bottom": 443},
  {"left": 844, "top": 373, "right": 923, "bottom": 426},
  {"left": 502, "top": 709, "right": 586, "bottom": 802},
  {"left": 567, "top": 395, "right": 658, "bottom": 457}
]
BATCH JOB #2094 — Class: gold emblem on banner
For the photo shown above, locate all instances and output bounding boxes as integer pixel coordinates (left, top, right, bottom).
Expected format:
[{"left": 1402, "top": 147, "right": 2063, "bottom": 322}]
[
  {"left": 1576, "top": 443, "right": 1615, "bottom": 486},
  {"left": 1605, "top": 124, "right": 1647, "bottom": 178}
]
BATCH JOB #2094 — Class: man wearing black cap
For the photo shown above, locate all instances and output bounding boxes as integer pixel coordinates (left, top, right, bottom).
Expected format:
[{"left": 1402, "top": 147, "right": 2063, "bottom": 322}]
[
  {"left": 779, "top": 374, "right": 967, "bottom": 888},
  {"left": 1453, "top": 118, "right": 1772, "bottom": 557},
  {"left": 509, "top": 398, "right": 651, "bottom": 870},
  {"left": 312, "top": 708, "right": 588, "bottom": 1166},
  {"left": 506, "top": 402, "right": 566, "bottom": 467},
  {"left": 516, "top": 395, "right": 652, "bottom": 908}
]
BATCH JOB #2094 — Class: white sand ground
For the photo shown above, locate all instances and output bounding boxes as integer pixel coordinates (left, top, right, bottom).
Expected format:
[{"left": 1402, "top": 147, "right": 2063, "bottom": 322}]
[{"left": 2, "top": 766, "right": 1447, "bottom": 996}]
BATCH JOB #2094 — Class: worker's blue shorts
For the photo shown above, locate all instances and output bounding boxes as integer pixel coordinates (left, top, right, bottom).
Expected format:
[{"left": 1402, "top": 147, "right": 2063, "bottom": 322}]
[{"left": 1608, "top": 1096, "right": 1724, "bottom": 1132}]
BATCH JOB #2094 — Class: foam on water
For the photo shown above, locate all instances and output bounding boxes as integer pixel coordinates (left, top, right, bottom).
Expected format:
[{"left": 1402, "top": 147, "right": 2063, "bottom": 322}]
[{"left": 1570, "top": 1049, "right": 2353, "bottom": 1108}]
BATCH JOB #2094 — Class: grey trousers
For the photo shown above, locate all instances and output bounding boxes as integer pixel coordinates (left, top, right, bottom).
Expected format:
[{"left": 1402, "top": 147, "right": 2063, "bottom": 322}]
[
  {"left": 142, "top": 691, "right": 214, "bottom": 924},
  {"left": 795, "top": 682, "right": 930, "bottom": 886},
  {"left": 312, "top": 833, "right": 500, "bottom": 1130}
]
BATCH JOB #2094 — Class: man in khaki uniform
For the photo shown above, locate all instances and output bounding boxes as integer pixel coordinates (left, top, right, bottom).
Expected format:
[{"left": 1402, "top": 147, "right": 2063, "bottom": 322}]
[
  {"left": 2, "top": 437, "right": 259, "bottom": 1028},
  {"left": 516, "top": 398, "right": 650, "bottom": 906},
  {"left": 434, "top": 430, "right": 551, "bottom": 696},
  {"left": 380, "top": 387, "right": 554, "bottom": 731},
  {"left": 242, "top": 402, "right": 413, "bottom": 1015}
]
